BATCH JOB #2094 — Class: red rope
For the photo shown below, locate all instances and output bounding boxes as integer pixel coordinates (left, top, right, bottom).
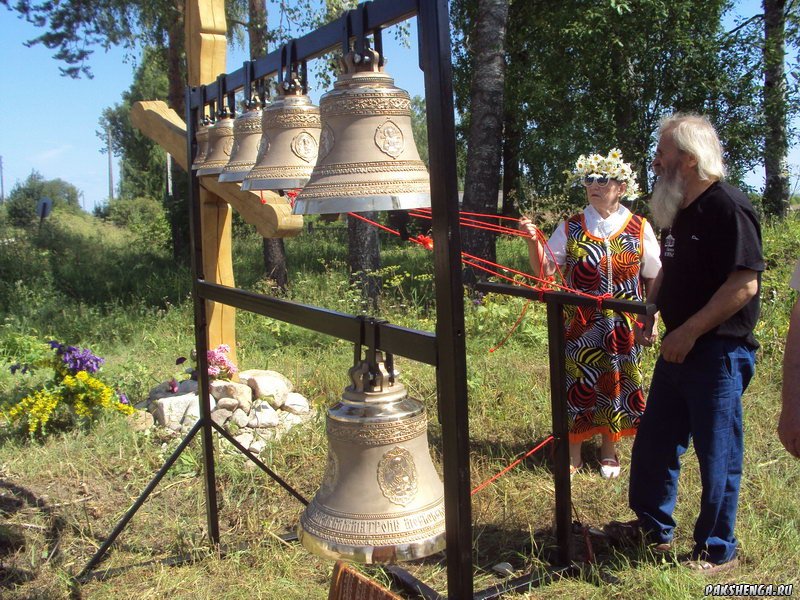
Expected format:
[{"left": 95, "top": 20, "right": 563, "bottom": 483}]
[
  {"left": 489, "top": 301, "right": 531, "bottom": 353},
  {"left": 415, "top": 207, "right": 522, "bottom": 223},
  {"left": 471, "top": 435, "right": 555, "bottom": 496},
  {"left": 343, "top": 211, "right": 618, "bottom": 350}
]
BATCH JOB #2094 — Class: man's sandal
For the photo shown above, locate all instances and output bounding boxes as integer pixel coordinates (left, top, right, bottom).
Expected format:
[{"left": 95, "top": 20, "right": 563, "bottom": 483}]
[{"left": 682, "top": 558, "right": 739, "bottom": 574}]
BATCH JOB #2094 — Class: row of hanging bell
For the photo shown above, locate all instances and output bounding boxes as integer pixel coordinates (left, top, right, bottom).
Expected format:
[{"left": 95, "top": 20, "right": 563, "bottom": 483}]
[
  {"left": 192, "top": 46, "right": 431, "bottom": 216},
  {"left": 297, "top": 351, "right": 446, "bottom": 563}
]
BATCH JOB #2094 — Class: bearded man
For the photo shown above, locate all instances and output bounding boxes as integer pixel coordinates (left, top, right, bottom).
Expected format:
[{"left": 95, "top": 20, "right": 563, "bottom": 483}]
[{"left": 610, "top": 113, "right": 763, "bottom": 573}]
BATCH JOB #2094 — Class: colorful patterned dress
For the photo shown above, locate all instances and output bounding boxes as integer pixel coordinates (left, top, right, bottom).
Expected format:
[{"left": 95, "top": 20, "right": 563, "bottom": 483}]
[{"left": 562, "top": 212, "right": 647, "bottom": 443}]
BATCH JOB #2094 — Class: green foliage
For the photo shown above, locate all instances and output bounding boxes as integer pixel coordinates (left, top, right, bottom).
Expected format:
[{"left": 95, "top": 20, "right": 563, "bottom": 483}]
[
  {"left": 452, "top": 0, "right": 772, "bottom": 210},
  {"left": 105, "top": 195, "right": 171, "bottom": 250},
  {"left": 5, "top": 171, "right": 83, "bottom": 227},
  {"left": 410, "top": 95, "right": 429, "bottom": 167},
  {"left": 0, "top": 206, "right": 190, "bottom": 316}
]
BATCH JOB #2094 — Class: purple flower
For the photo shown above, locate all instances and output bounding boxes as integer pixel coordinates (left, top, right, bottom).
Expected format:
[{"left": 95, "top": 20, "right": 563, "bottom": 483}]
[
  {"left": 118, "top": 391, "right": 130, "bottom": 405},
  {"left": 59, "top": 345, "right": 104, "bottom": 375},
  {"left": 168, "top": 379, "right": 179, "bottom": 393},
  {"left": 10, "top": 363, "right": 20, "bottom": 375},
  {"left": 175, "top": 356, "right": 187, "bottom": 365},
  {"left": 48, "top": 340, "right": 63, "bottom": 351}
]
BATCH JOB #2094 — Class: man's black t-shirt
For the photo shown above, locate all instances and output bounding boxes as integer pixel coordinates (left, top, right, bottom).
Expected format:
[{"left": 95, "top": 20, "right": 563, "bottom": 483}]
[{"left": 657, "top": 181, "right": 764, "bottom": 348}]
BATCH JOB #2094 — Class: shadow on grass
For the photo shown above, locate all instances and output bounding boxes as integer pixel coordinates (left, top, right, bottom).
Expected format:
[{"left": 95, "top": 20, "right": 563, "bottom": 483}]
[{"left": 0, "top": 479, "right": 68, "bottom": 589}]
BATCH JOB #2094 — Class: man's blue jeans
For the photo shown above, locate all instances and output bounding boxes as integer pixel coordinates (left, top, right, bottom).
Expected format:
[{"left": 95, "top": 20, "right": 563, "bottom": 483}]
[{"left": 629, "top": 336, "right": 755, "bottom": 564}]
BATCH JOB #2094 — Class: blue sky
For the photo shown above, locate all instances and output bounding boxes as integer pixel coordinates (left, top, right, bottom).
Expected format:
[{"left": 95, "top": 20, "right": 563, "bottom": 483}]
[{"left": 0, "top": 1, "right": 792, "bottom": 211}]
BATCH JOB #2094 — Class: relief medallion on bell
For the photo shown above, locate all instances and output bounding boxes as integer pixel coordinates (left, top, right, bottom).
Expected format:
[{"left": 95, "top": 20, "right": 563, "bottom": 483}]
[
  {"left": 291, "top": 131, "right": 318, "bottom": 163},
  {"left": 375, "top": 120, "right": 404, "bottom": 158},
  {"left": 377, "top": 446, "right": 418, "bottom": 506}
]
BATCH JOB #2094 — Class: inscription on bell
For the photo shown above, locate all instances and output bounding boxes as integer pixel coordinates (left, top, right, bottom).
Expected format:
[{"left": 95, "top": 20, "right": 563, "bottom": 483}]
[
  {"left": 319, "top": 124, "right": 335, "bottom": 161},
  {"left": 291, "top": 131, "right": 318, "bottom": 163},
  {"left": 257, "top": 135, "right": 270, "bottom": 159},
  {"left": 223, "top": 137, "right": 235, "bottom": 156},
  {"left": 375, "top": 120, "right": 404, "bottom": 159},
  {"left": 377, "top": 446, "right": 417, "bottom": 506},
  {"left": 321, "top": 451, "right": 338, "bottom": 496},
  {"left": 304, "top": 502, "right": 445, "bottom": 539}
]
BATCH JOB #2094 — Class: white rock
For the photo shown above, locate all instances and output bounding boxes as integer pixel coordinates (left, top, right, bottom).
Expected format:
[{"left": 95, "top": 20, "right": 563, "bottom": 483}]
[
  {"left": 234, "top": 431, "right": 254, "bottom": 449},
  {"left": 282, "top": 392, "right": 310, "bottom": 415},
  {"left": 152, "top": 393, "right": 197, "bottom": 429},
  {"left": 238, "top": 396, "right": 253, "bottom": 414},
  {"left": 238, "top": 370, "right": 292, "bottom": 407},
  {"left": 248, "top": 437, "right": 267, "bottom": 455},
  {"left": 211, "top": 408, "right": 233, "bottom": 427},
  {"left": 182, "top": 395, "right": 216, "bottom": 426},
  {"left": 216, "top": 397, "right": 239, "bottom": 412},
  {"left": 251, "top": 403, "right": 280, "bottom": 428},
  {"left": 277, "top": 410, "right": 305, "bottom": 434},
  {"left": 231, "top": 408, "right": 251, "bottom": 428},
  {"left": 209, "top": 380, "right": 252, "bottom": 404}
]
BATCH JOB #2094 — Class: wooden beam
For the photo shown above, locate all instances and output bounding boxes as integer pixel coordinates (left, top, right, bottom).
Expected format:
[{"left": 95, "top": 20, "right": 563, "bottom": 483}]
[
  {"left": 185, "top": 0, "right": 227, "bottom": 88},
  {"left": 130, "top": 100, "right": 303, "bottom": 239}
]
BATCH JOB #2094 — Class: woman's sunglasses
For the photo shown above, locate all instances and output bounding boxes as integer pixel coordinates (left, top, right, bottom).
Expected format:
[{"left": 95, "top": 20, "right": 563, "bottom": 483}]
[{"left": 583, "top": 175, "right": 610, "bottom": 187}]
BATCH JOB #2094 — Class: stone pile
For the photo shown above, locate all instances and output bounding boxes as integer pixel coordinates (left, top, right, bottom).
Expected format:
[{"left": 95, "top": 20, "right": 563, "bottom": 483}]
[{"left": 139, "top": 369, "right": 313, "bottom": 456}]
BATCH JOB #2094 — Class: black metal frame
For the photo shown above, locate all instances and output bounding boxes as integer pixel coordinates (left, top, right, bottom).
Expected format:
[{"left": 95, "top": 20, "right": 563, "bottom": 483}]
[{"left": 77, "top": 2, "right": 655, "bottom": 598}]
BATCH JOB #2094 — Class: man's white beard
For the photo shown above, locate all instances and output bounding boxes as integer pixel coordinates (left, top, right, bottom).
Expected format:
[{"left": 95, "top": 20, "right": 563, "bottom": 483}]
[{"left": 649, "top": 171, "right": 685, "bottom": 229}]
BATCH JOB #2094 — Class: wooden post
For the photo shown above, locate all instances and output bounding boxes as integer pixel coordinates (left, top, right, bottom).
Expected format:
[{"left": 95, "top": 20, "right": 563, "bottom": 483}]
[{"left": 187, "top": 0, "right": 236, "bottom": 363}]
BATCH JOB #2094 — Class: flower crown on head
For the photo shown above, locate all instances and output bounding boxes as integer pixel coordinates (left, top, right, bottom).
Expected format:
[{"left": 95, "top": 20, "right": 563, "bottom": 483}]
[{"left": 565, "top": 148, "right": 641, "bottom": 200}]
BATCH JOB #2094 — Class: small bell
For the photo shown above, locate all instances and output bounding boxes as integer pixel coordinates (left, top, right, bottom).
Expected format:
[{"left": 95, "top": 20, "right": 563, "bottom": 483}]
[
  {"left": 191, "top": 118, "right": 211, "bottom": 171},
  {"left": 218, "top": 99, "right": 263, "bottom": 183},
  {"left": 293, "top": 49, "right": 430, "bottom": 215},
  {"left": 241, "top": 73, "right": 321, "bottom": 191},
  {"left": 197, "top": 111, "right": 235, "bottom": 177}
]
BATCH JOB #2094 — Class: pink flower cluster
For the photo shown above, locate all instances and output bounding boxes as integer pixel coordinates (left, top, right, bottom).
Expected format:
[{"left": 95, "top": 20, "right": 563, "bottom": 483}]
[{"left": 207, "top": 344, "right": 237, "bottom": 380}]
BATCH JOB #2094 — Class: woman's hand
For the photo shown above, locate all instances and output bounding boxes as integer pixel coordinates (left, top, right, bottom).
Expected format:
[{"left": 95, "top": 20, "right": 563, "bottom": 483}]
[{"left": 519, "top": 217, "right": 538, "bottom": 239}]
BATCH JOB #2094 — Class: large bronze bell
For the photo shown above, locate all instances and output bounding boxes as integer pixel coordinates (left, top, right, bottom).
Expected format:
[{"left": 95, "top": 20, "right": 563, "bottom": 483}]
[
  {"left": 218, "top": 102, "right": 263, "bottom": 183},
  {"left": 241, "top": 73, "right": 321, "bottom": 191},
  {"left": 293, "top": 49, "right": 431, "bottom": 215},
  {"left": 197, "top": 112, "right": 235, "bottom": 176},
  {"left": 191, "top": 118, "right": 211, "bottom": 171},
  {"left": 298, "top": 352, "right": 446, "bottom": 564}
]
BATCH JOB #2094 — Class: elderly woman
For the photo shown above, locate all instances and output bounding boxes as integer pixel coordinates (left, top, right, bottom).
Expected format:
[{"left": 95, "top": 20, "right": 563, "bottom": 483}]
[{"left": 519, "top": 149, "right": 661, "bottom": 478}]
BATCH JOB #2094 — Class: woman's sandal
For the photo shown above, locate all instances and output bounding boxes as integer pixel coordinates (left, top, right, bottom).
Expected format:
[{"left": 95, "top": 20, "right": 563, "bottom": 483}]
[
  {"left": 682, "top": 557, "right": 739, "bottom": 574},
  {"left": 599, "top": 455, "right": 621, "bottom": 479}
]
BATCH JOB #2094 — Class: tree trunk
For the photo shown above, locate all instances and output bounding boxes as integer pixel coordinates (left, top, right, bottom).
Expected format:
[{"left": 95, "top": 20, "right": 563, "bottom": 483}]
[
  {"left": 460, "top": 0, "right": 509, "bottom": 277},
  {"left": 763, "top": 0, "right": 789, "bottom": 216},
  {"left": 262, "top": 237, "right": 288, "bottom": 288},
  {"left": 248, "top": 0, "right": 268, "bottom": 56},
  {"left": 348, "top": 213, "right": 381, "bottom": 309},
  {"left": 248, "top": 0, "right": 289, "bottom": 286},
  {"left": 502, "top": 101, "right": 522, "bottom": 216}
]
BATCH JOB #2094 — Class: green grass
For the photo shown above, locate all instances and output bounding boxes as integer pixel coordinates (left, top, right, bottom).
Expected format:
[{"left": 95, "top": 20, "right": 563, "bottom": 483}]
[{"left": 0, "top": 212, "right": 798, "bottom": 598}]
